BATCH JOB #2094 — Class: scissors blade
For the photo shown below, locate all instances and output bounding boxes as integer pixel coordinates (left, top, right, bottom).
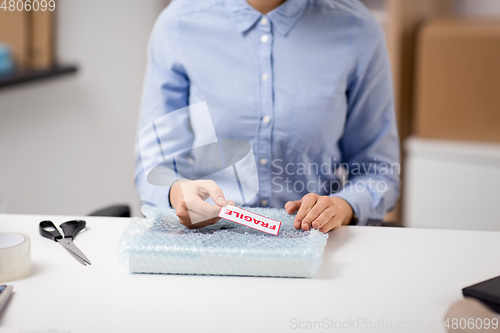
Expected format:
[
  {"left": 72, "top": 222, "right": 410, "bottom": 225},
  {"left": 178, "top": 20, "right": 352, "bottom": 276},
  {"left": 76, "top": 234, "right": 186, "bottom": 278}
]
[
  {"left": 57, "top": 238, "right": 92, "bottom": 265},
  {"left": 60, "top": 244, "right": 87, "bottom": 266}
]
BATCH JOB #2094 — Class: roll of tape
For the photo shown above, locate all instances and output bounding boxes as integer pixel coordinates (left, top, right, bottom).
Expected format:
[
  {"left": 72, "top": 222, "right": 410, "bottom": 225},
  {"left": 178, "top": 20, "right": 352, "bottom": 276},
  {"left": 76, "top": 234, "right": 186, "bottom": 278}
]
[{"left": 0, "top": 233, "right": 32, "bottom": 283}]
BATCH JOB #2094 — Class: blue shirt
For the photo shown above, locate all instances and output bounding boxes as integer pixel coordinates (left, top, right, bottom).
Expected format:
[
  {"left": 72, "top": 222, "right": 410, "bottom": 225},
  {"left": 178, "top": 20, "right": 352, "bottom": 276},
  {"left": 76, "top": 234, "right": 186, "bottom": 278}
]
[{"left": 135, "top": 0, "right": 401, "bottom": 225}]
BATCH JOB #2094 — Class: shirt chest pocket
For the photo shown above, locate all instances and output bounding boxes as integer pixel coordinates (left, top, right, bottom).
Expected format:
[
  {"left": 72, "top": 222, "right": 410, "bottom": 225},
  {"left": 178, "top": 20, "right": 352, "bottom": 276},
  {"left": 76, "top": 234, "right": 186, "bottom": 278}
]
[{"left": 289, "top": 93, "right": 347, "bottom": 156}]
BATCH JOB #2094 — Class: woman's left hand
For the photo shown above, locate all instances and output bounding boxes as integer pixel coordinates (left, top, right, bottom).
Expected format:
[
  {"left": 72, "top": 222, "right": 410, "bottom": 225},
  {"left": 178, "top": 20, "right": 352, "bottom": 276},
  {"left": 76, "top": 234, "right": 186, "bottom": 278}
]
[{"left": 285, "top": 193, "right": 354, "bottom": 233}]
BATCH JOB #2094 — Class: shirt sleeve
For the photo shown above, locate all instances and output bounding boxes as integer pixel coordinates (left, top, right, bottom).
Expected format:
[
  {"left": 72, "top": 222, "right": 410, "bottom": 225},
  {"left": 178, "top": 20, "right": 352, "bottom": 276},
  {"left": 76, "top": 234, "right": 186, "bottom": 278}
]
[
  {"left": 330, "top": 13, "right": 401, "bottom": 225},
  {"left": 135, "top": 7, "right": 190, "bottom": 208}
]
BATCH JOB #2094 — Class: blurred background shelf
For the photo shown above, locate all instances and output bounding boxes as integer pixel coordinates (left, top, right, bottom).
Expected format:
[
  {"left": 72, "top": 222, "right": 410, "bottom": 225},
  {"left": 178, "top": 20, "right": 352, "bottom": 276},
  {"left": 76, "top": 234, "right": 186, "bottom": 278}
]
[
  {"left": 0, "top": 65, "right": 78, "bottom": 89},
  {"left": 360, "top": 0, "right": 454, "bottom": 222}
]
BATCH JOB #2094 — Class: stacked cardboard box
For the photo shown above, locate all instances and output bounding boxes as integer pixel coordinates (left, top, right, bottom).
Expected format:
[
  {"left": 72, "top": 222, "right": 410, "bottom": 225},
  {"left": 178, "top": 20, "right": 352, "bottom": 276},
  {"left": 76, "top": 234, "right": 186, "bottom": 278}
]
[
  {"left": 414, "top": 19, "right": 500, "bottom": 142},
  {"left": 0, "top": 7, "right": 54, "bottom": 71},
  {"left": 31, "top": 10, "right": 54, "bottom": 69},
  {"left": 406, "top": 19, "right": 500, "bottom": 231},
  {"left": 0, "top": 9, "right": 30, "bottom": 70}
]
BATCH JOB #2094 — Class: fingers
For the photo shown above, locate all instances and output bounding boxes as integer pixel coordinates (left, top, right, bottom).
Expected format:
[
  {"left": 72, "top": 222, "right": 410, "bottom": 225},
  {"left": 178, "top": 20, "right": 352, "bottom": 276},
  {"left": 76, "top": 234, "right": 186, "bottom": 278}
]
[
  {"left": 178, "top": 180, "right": 224, "bottom": 215},
  {"left": 311, "top": 206, "right": 336, "bottom": 230},
  {"left": 288, "top": 195, "right": 343, "bottom": 233},
  {"left": 186, "top": 196, "right": 221, "bottom": 220},
  {"left": 200, "top": 180, "right": 227, "bottom": 206},
  {"left": 319, "top": 214, "right": 343, "bottom": 233},
  {"left": 187, "top": 208, "right": 215, "bottom": 224},
  {"left": 183, "top": 214, "right": 220, "bottom": 229},
  {"left": 294, "top": 194, "right": 318, "bottom": 230},
  {"left": 178, "top": 214, "right": 220, "bottom": 229},
  {"left": 174, "top": 179, "right": 231, "bottom": 229},
  {"left": 301, "top": 196, "right": 332, "bottom": 230},
  {"left": 176, "top": 201, "right": 220, "bottom": 228},
  {"left": 285, "top": 200, "right": 300, "bottom": 215}
]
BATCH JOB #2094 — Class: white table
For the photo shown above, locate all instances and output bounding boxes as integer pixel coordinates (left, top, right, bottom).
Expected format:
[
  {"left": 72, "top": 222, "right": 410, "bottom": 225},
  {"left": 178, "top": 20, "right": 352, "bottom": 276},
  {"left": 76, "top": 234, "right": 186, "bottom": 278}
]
[{"left": 1, "top": 214, "right": 499, "bottom": 333}]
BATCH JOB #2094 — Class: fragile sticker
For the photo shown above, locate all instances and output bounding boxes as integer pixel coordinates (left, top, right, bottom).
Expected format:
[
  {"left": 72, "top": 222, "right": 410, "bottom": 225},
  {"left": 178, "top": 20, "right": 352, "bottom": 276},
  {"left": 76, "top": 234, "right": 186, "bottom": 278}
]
[{"left": 218, "top": 205, "right": 282, "bottom": 236}]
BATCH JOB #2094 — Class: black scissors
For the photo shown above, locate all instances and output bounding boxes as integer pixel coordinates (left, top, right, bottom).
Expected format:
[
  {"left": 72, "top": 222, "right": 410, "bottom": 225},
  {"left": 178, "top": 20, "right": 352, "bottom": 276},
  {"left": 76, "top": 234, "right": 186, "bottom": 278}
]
[{"left": 39, "top": 220, "right": 92, "bottom": 266}]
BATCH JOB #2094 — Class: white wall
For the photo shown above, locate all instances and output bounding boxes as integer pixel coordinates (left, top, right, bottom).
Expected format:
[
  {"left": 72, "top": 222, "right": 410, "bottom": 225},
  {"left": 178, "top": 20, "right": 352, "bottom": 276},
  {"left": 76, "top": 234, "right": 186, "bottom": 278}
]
[
  {"left": 456, "top": 0, "right": 500, "bottom": 17},
  {"left": 0, "top": 0, "right": 166, "bottom": 216},
  {"left": 404, "top": 138, "right": 500, "bottom": 232}
]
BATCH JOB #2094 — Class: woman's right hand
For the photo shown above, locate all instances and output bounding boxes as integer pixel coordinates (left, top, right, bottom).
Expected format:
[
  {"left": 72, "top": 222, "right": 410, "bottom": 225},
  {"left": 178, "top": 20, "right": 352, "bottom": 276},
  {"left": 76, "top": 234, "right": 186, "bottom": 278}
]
[{"left": 169, "top": 179, "right": 234, "bottom": 229}]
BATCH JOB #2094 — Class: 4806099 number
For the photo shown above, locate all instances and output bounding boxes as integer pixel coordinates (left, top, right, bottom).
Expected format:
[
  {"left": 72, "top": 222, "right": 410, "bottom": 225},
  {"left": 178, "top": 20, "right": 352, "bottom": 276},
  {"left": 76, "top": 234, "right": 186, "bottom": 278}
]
[
  {"left": 444, "top": 317, "right": 499, "bottom": 330},
  {"left": 1, "top": 0, "right": 55, "bottom": 11}
]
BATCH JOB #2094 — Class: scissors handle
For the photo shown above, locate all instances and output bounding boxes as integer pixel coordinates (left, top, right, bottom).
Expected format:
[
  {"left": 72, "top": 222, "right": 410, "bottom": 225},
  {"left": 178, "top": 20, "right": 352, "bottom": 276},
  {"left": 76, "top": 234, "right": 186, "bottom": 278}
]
[
  {"left": 39, "top": 221, "right": 62, "bottom": 241},
  {"left": 60, "top": 220, "right": 86, "bottom": 239}
]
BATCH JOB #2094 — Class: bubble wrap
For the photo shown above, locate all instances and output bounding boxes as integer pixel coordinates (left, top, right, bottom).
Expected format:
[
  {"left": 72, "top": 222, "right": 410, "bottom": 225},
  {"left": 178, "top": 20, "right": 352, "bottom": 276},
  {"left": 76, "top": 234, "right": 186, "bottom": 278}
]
[{"left": 116, "top": 206, "right": 329, "bottom": 278}]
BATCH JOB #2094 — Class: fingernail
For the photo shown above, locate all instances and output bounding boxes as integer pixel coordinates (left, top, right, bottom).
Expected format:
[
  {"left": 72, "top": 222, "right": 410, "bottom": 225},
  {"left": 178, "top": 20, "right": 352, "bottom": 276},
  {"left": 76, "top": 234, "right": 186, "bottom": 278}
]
[
  {"left": 302, "top": 223, "right": 309, "bottom": 231},
  {"left": 218, "top": 197, "right": 225, "bottom": 205}
]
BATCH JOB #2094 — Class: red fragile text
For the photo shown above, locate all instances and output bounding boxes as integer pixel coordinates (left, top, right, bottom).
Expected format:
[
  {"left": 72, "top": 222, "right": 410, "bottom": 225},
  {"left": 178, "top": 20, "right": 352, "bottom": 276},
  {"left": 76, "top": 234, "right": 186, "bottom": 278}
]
[
  {"left": 223, "top": 209, "right": 276, "bottom": 230},
  {"left": 218, "top": 205, "right": 281, "bottom": 236}
]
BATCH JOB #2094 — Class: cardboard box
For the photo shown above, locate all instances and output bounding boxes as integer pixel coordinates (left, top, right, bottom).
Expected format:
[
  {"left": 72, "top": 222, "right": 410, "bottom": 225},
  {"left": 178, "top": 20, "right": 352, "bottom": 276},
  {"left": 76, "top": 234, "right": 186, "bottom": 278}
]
[
  {"left": 30, "top": 10, "right": 54, "bottom": 69},
  {"left": 414, "top": 19, "right": 500, "bottom": 142},
  {"left": 0, "top": 9, "right": 30, "bottom": 70}
]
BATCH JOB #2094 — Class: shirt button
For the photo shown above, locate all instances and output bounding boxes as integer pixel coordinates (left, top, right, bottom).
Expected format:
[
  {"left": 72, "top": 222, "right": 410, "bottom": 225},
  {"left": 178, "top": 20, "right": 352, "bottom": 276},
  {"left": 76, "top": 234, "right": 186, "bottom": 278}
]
[
  {"left": 262, "top": 116, "right": 271, "bottom": 124},
  {"left": 261, "top": 73, "right": 269, "bottom": 81},
  {"left": 261, "top": 35, "right": 269, "bottom": 43},
  {"left": 260, "top": 17, "right": 268, "bottom": 25},
  {"left": 260, "top": 158, "right": 268, "bottom": 166},
  {"left": 261, "top": 199, "right": 269, "bottom": 207}
]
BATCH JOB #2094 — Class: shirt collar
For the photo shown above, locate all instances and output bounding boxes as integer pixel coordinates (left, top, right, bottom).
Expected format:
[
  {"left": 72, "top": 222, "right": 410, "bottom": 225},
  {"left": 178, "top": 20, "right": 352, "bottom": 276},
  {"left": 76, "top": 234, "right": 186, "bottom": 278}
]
[{"left": 225, "top": 0, "right": 308, "bottom": 35}]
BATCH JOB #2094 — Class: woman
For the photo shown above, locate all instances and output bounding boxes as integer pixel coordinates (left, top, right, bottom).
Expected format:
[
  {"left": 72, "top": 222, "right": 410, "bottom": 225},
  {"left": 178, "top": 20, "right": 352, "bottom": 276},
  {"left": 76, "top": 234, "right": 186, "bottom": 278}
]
[{"left": 135, "top": 0, "right": 400, "bottom": 232}]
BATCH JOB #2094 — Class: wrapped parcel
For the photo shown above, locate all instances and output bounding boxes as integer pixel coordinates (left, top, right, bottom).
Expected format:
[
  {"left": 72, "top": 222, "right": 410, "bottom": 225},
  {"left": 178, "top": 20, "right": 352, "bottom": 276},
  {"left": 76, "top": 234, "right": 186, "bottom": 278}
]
[{"left": 116, "top": 206, "right": 328, "bottom": 278}]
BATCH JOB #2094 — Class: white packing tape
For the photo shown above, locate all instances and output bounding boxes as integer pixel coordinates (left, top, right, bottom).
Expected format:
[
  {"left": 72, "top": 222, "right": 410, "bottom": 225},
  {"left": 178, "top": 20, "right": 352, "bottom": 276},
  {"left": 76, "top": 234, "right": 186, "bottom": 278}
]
[{"left": 0, "top": 232, "right": 32, "bottom": 283}]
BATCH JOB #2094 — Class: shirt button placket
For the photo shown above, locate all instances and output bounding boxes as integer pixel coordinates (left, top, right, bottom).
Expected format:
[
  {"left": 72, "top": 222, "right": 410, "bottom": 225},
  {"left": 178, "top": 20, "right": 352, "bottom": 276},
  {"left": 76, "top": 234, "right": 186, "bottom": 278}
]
[{"left": 257, "top": 16, "right": 273, "bottom": 207}]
